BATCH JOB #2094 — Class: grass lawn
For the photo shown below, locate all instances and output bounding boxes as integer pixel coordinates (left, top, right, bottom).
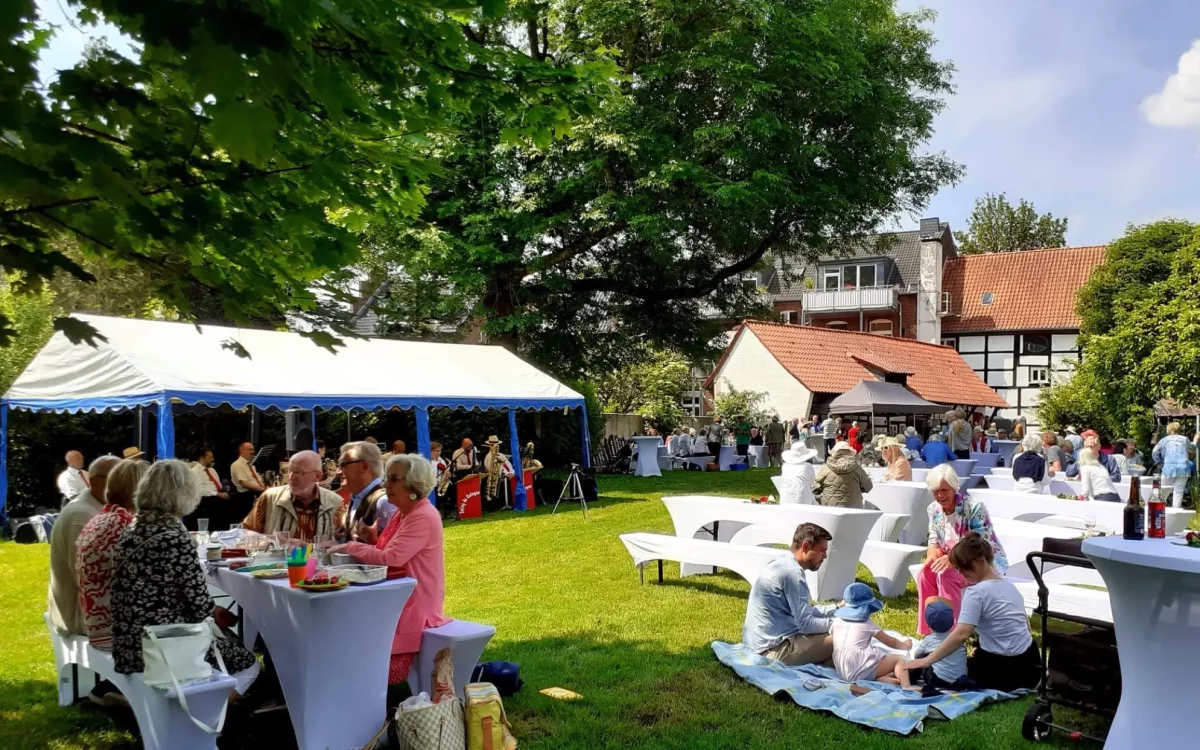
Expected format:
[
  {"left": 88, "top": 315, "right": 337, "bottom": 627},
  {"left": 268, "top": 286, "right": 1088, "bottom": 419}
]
[{"left": 1, "top": 470, "right": 1089, "bottom": 749}]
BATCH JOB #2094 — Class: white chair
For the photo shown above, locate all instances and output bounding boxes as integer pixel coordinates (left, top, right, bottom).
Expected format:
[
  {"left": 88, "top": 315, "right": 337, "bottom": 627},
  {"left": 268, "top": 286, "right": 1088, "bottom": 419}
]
[
  {"left": 408, "top": 620, "right": 497, "bottom": 701},
  {"left": 46, "top": 614, "right": 236, "bottom": 750},
  {"left": 860, "top": 541, "right": 926, "bottom": 598},
  {"left": 869, "top": 513, "right": 910, "bottom": 543}
]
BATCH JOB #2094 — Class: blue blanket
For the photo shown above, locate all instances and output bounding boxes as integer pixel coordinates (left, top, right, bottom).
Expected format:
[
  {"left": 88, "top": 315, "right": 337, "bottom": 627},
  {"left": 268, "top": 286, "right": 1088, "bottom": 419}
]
[{"left": 712, "top": 641, "right": 1029, "bottom": 735}]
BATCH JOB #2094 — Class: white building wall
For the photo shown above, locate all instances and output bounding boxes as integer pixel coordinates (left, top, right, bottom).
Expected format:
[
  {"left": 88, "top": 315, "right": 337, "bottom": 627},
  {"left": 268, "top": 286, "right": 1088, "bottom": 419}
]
[{"left": 712, "top": 329, "right": 813, "bottom": 420}]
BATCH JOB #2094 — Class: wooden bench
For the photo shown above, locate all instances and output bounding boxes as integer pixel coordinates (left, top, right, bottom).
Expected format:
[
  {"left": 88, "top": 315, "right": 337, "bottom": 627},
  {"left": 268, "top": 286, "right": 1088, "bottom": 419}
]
[{"left": 45, "top": 614, "right": 237, "bottom": 750}]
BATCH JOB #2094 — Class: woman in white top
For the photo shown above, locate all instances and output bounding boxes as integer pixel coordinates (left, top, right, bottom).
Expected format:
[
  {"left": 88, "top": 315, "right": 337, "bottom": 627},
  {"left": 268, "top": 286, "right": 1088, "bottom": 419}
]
[
  {"left": 1076, "top": 447, "right": 1120, "bottom": 502},
  {"left": 778, "top": 442, "right": 817, "bottom": 504},
  {"left": 906, "top": 532, "right": 1040, "bottom": 692}
]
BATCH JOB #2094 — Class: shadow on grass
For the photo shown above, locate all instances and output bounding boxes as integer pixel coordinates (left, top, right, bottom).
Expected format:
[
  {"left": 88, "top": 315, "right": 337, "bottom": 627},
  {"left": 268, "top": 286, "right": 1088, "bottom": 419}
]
[{"left": 0, "top": 679, "right": 138, "bottom": 750}]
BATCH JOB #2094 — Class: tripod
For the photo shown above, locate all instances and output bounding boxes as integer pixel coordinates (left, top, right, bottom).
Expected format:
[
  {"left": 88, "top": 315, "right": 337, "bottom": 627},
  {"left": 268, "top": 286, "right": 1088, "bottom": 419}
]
[{"left": 553, "top": 465, "right": 589, "bottom": 520}]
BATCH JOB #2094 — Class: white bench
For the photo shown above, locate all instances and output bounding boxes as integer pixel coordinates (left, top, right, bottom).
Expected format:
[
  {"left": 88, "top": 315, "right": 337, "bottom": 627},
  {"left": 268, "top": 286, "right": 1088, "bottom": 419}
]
[
  {"left": 619, "top": 532, "right": 790, "bottom": 586},
  {"left": 861, "top": 541, "right": 926, "bottom": 597},
  {"left": 408, "top": 619, "right": 497, "bottom": 701},
  {"left": 903, "top": 565, "right": 1113, "bottom": 625},
  {"left": 668, "top": 454, "right": 714, "bottom": 471},
  {"left": 46, "top": 614, "right": 237, "bottom": 750},
  {"left": 863, "top": 481, "right": 930, "bottom": 546},
  {"left": 869, "top": 513, "right": 910, "bottom": 543},
  {"left": 969, "top": 452, "right": 1001, "bottom": 474},
  {"left": 970, "top": 488, "right": 1194, "bottom": 535}
]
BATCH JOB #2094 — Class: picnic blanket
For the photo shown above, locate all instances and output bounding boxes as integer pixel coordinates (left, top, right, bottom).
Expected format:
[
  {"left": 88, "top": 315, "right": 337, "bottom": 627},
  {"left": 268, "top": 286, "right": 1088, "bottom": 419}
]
[{"left": 712, "top": 641, "right": 1029, "bottom": 735}]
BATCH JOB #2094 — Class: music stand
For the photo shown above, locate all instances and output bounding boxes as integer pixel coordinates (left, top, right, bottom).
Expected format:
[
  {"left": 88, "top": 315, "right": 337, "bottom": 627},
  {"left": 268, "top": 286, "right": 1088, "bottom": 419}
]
[
  {"left": 552, "top": 464, "right": 589, "bottom": 521},
  {"left": 252, "top": 445, "right": 277, "bottom": 472}
]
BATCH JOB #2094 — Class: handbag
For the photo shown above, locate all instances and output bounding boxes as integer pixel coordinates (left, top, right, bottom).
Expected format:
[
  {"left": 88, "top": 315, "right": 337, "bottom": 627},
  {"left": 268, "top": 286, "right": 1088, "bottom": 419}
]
[
  {"left": 141, "top": 618, "right": 229, "bottom": 734},
  {"left": 389, "top": 698, "right": 466, "bottom": 750}
]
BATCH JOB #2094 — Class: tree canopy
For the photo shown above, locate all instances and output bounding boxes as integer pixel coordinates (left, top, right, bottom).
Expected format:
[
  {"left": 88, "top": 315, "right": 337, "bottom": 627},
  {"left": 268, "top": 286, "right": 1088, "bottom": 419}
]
[
  {"left": 954, "top": 193, "right": 1068, "bottom": 254},
  {"left": 595, "top": 347, "right": 693, "bottom": 432},
  {"left": 1, "top": 0, "right": 613, "bottom": 346},
  {"left": 361, "top": 0, "right": 961, "bottom": 375}
]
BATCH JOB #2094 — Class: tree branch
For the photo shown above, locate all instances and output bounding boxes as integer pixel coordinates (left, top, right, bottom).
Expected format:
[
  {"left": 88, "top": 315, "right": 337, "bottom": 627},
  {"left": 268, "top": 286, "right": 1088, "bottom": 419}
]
[
  {"left": 64, "top": 123, "right": 128, "bottom": 146},
  {"left": 527, "top": 18, "right": 541, "bottom": 61},
  {"left": 531, "top": 221, "right": 627, "bottom": 272}
]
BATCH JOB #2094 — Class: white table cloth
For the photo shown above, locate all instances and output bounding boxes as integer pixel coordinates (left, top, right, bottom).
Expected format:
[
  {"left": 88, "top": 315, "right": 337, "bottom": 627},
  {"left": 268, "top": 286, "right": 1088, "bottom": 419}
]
[
  {"left": 992, "top": 439, "right": 1020, "bottom": 466},
  {"left": 949, "top": 458, "right": 976, "bottom": 478},
  {"left": 863, "top": 481, "right": 930, "bottom": 547},
  {"left": 659, "top": 495, "right": 879, "bottom": 600},
  {"left": 718, "top": 445, "right": 741, "bottom": 471},
  {"left": 632, "top": 436, "right": 663, "bottom": 477},
  {"left": 657, "top": 445, "right": 673, "bottom": 472},
  {"left": 991, "top": 518, "right": 1102, "bottom": 586},
  {"left": 1083, "top": 537, "right": 1200, "bottom": 749},
  {"left": 970, "top": 488, "right": 1194, "bottom": 536},
  {"left": 747, "top": 445, "right": 769, "bottom": 468},
  {"left": 1049, "top": 476, "right": 1153, "bottom": 502},
  {"left": 212, "top": 568, "right": 416, "bottom": 750}
]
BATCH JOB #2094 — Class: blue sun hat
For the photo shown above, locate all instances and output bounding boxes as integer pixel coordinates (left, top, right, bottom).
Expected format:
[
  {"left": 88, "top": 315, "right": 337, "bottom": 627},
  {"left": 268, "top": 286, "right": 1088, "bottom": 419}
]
[
  {"left": 834, "top": 582, "right": 883, "bottom": 622},
  {"left": 925, "top": 600, "right": 955, "bottom": 633}
]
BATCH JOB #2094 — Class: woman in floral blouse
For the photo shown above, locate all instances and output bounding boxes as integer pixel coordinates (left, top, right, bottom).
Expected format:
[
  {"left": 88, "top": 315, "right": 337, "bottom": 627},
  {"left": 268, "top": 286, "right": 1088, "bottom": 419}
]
[
  {"left": 916, "top": 463, "right": 1008, "bottom": 635},
  {"left": 111, "top": 460, "right": 259, "bottom": 694}
]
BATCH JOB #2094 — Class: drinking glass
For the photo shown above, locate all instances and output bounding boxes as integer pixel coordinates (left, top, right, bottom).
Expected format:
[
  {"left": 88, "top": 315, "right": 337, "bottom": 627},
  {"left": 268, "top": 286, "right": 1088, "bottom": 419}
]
[
  {"left": 1084, "top": 515, "right": 1097, "bottom": 538},
  {"left": 228, "top": 523, "right": 243, "bottom": 531},
  {"left": 197, "top": 518, "right": 209, "bottom": 534}
]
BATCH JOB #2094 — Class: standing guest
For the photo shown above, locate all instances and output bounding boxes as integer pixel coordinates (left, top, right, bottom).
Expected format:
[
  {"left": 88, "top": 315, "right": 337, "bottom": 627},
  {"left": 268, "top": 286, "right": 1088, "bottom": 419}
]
[
  {"left": 243, "top": 450, "right": 343, "bottom": 542},
  {"left": 847, "top": 421, "right": 862, "bottom": 453},
  {"left": 969, "top": 426, "right": 993, "bottom": 454},
  {"left": 921, "top": 433, "right": 955, "bottom": 468},
  {"left": 49, "top": 455, "right": 120, "bottom": 638},
  {"left": 1153, "top": 422, "right": 1194, "bottom": 508},
  {"left": 230, "top": 441, "right": 266, "bottom": 494},
  {"left": 742, "top": 523, "right": 838, "bottom": 665},
  {"left": 336, "top": 441, "right": 395, "bottom": 542},
  {"left": 814, "top": 442, "right": 872, "bottom": 509},
  {"left": 881, "top": 437, "right": 912, "bottom": 481},
  {"left": 1013, "top": 433, "right": 1053, "bottom": 493},
  {"left": 1062, "top": 426, "right": 1084, "bottom": 453},
  {"left": 789, "top": 417, "right": 802, "bottom": 443},
  {"left": 916, "top": 465, "right": 1007, "bottom": 634},
  {"left": 735, "top": 416, "right": 753, "bottom": 456},
  {"left": 904, "top": 426, "right": 924, "bottom": 454},
  {"left": 111, "top": 460, "right": 259, "bottom": 696},
  {"left": 1041, "top": 430, "right": 1064, "bottom": 471},
  {"left": 908, "top": 533, "right": 1039, "bottom": 692},
  {"left": 748, "top": 427, "right": 764, "bottom": 447},
  {"left": 707, "top": 417, "right": 725, "bottom": 457},
  {"left": 56, "top": 451, "right": 90, "bottom": 507},
  {"left": 333, "top": 454, "right": 449, "bottom": 685},
  {"left": 1076, "top": 448, "right": 1121, "bottom": 502},
  {"left": 316, "top": 440, "right": 327, "bottom": 461},
  {"left": 820, "top": 415, "right": 839, "bottom": 455},
  {"left": 1011, "top": 418, "right": 1027, "bottom": 442},
  {"left": 779, "top": 442, "right": 818, "bottom": 504},
  {"left": 765, "top": 417, "right": 786, "bottom": 468},
  {"left": 452, "top": 437, "right": 477, "bottom": 477},
  {"left": 392, "top": 440, "right": 407, "bottom": 456},
  {"left": 76, "top": 458, "right": 150, "bottom": 650},
  {"left": 190, "top": 447, "right": 229, "bottom": 530},
  {"left": 948, "top": 408, "right": 972, "bottom": 460}
]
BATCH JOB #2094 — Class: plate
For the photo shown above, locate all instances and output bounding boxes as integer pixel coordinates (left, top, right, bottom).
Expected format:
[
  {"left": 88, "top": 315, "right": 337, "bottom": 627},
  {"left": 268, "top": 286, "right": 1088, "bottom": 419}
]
[
  {"left": 251, "top": 569, "right": 288, "bottom": 579},
  {"left": 1169, "top": 539, "right": 1200, "bottom": 549},
  {"left": 294, "top": 580, "right": 349, "bottom": 591}
]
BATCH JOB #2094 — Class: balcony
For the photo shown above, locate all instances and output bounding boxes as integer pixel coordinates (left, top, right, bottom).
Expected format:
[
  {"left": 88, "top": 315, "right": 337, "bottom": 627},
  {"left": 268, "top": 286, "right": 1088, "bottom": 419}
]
[{"left": 802, "top": 286, "right": 898, "bottom": 313}]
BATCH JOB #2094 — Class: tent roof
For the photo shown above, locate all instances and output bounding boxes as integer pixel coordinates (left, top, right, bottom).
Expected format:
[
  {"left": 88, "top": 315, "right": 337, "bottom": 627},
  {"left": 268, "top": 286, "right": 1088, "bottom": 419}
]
[
  {"left": 827, "top": 380, "right": 946, "bottom": 415},
  {"left": 3, "top": 314, "right": 584, "bottom": 413}
]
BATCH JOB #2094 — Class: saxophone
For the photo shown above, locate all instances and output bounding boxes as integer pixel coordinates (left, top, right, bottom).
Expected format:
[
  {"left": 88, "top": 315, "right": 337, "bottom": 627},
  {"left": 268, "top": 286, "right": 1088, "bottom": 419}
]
[
  {"left": 437, "top": 458, "right": 453, "bottom": 495},
  {"left": 485, "top": 444, "right": 502, "bottom": 499}
]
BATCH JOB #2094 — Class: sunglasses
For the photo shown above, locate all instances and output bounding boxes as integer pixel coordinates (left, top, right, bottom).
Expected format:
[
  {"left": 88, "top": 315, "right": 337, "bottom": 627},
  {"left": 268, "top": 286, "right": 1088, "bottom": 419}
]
[{"left": 338, "top": 459, "right": 365, "bottom": 468}]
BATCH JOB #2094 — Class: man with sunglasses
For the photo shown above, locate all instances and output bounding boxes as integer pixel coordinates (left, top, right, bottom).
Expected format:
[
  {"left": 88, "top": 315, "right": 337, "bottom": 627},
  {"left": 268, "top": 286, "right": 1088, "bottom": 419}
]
[
  {"left": 334, "top": 441, "right": 396, "bottom": 543},
  {"left": 242, "top": 450, "right": 343, "bottom": 542}
]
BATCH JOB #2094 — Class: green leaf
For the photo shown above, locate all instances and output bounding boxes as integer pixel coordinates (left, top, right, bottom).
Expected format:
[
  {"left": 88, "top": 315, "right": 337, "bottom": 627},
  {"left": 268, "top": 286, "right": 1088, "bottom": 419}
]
[{"left": 206, "top": 101, "right": 281, "bottom": 164}]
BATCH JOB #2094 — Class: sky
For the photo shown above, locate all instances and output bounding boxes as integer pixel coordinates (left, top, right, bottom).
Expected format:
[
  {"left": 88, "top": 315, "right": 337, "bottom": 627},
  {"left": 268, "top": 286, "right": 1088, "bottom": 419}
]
[{"left": 31, "top": 0, "right": 1200, "bottom": 247}]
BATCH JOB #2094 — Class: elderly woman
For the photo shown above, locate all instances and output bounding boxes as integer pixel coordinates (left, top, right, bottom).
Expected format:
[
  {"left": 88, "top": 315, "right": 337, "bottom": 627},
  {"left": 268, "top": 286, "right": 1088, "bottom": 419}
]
[
  {"left": 111, "top": 460, "right": 259, "bottom": 694},
  {"left": 916, "top": 464, "right": 1007, "bottom": 634},
  {"left": 779, "top": 442, "right": 818, "bottom": 504},
  {"left": 1154, "top": 422, "right": 1194, "bottom": 508},
  {"left": 76, "top": 458, "right": 149, "bottom": 651},
  {"left": 1012, "top": 433, "right": 1052, "bottom": 493},
  {"left": 334, "top": 454, "right": 450, "bottom": 685},
  {"left": 881, "top": 437, "right": 911, "bottom": 481},
  {"left": 814, "top": 441, "right": 873, "bottom": 508},
  {"left": 903, "top": 426, "right": 924, "bottom": 453},
  {"left": 1076, "top": 448, "right": 1120, "bottom": 502}
]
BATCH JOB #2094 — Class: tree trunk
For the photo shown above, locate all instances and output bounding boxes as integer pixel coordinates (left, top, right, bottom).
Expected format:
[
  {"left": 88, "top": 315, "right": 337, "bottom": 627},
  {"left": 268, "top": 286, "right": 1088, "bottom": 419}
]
[{"left": 481, "top": 270, "right": 523, "bottom": 351}]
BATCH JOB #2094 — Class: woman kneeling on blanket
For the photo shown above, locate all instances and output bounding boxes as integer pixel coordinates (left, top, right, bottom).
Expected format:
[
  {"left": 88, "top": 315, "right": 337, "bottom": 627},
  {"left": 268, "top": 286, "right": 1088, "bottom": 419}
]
[{"left": 906, "top": 533, "right": 1041, "bottom": 692}]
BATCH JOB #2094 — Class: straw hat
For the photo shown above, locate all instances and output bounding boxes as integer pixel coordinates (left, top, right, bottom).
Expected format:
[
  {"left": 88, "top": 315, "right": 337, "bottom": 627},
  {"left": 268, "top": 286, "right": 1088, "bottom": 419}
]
[
  {"left": 781, "top": 442, "right": 817, "bottom": 464},
  {"left": 485, "top": 435, "right": 501, "bottom": 445},
  {"left": 880, "top": 436, "right": 904, "bottom": 450},
  {"left": 830, "top": 441, "right": 854, "bottom": 455},
  {"left": 122, "top": 446, "right": 144, "bottom": 460}
]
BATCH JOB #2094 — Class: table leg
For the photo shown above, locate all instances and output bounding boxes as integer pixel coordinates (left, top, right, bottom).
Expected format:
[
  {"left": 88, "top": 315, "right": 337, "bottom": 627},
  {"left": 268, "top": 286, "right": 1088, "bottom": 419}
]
[{"left": 658, "top": 560, "right": 664, "bottom": 584}]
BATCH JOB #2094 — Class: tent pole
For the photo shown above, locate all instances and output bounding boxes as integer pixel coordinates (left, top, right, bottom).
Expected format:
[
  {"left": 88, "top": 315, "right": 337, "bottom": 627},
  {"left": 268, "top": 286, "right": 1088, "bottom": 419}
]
[
  {"left": 580, "top": 406, "right": 592, "bottom": 467},
  {"left": 156, "top": 398, "right": 175, "bottom": 460},
  {"left": 0, "top": 404, "right": 8, "bottom": 520},
  {"left": 508, "top": 409, "right": 526, "bottom": 511},
  {"left": 347, "top": 410, "right": 352, "bottom": 443},
  {"left": 416, "top": 407, "right": 432, "bottom": 459},
  {"left": 250, "top": 406, "right": 261, "bottom": 447}
]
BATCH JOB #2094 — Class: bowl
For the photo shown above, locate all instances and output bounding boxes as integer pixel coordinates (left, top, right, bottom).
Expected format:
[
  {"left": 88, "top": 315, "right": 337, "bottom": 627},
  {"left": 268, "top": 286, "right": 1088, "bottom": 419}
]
[{"left": 327, "top": 564, "right": 387, "bottom": 585}]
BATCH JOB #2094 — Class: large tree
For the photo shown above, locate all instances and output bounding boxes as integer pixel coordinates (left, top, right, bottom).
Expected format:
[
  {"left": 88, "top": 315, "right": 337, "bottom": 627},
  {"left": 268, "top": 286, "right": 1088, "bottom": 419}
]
[
  {"left": 954, "top": 192, "right": 1068, "bottom": 254},
  {"left": 364, "top": 0, "right": 961, "bottom": 375},
  {"left": 1, "top": 0, "right": 613, "bottom": 345}
]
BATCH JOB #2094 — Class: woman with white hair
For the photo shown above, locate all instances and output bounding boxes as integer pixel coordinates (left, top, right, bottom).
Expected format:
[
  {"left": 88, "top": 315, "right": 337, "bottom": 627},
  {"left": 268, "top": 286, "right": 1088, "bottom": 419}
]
[
  {"left": 915, "top": 464, "right": 1007, "bottom": 634},
  {"left": 111, "top": 460, "right": 259, "bottom": 693},
  {"left": 1076, "top": 448, "right": 1120, "bottom": 502},
  {"left": 1012, "top": 433, "right": 1053, "bottom": 493},
  {"left": 903, "top": 425, "right": 924, "bottom": 453},
  {"left": 334, "top": 454, "right": 450, "bottom": 685}
]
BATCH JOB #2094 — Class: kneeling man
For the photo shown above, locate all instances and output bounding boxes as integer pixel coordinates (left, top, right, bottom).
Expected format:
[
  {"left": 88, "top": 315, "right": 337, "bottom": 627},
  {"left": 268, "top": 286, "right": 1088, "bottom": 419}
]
[{"left": 742, "top": 522, "right": 838, "bottom": 665}]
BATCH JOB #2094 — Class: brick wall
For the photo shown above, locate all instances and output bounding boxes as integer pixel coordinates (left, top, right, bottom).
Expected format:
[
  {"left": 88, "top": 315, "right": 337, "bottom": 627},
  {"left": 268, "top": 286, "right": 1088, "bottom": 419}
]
[{"left": 898, "top": 294, "right": 917, "bottom": 339}]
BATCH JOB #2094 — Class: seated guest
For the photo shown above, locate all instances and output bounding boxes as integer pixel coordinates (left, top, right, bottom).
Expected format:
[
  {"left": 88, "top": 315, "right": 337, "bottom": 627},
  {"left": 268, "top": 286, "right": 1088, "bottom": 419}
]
[
  {"left": 749, "top": 427, "right": 764, "bottom": 447},
  {"left": 908, "top": 533, "right": 1039, "bottom": 692},
  {"left": 1111, "top": 440, "right": 1129, "bottom": 474},
  {"left": 916, "top": 465, "right": 1007, "bottom": 634},
  {"left": 902, "top": 598, "right": 969, "bottom": 692},
  {"left": 814, "top": 442, "right": 872, "bottom": 509},
  {"left": 996, "top": 429, "right": 1009, "bottom": 440},
  {"left": 243, "top": 450, "right": 343, "bottom": 542},
  {"left": 111, "top": 460, "right": 259, "bottom": 695},
  {"left": 742, "top": 523, "right": 837, "bottom": 665},
  {"left": 1058, "top": 439, "right": 1076, "bottom": 475},
  {"left": 1066, "top": 435, "right": 1120, "bottom": 482},
  {"left": 903, "top": 426, "right": 924, "bottom": 453},
  {"left": 1012, "top": 433, "right": 1053, "bottom": 493},
  {"left": 1041, "top": 430, "right": 1064, "bottom": 472},
  {"left": 77, "top": 458, "right": 149, "bottom": 650},
  {"left": 1075, "top": 448, "right": 1121, "bottom": 502},
  {"left": 691, "top": 428, "right": 708, "bottom": 455},
  {"left": 881, "top": 437, "right": 911, "bottom": 481},
  {"left": 779, "top": 442, "right": 818, "bottom": 504},
  {"left": 335, "top": 441, "right": 394, "bottom": 543},
  {"left": 333, "top": 454, "right": 449, "bottom": 684},
  {"left": 920, "top": 433, "right": 955, "bottom": 468},
  {"left": 1124, "top": 438, "right": 1145, "bottom": 473},
  {"left": 49, "top": 455, "right": 120, "bottom": 638},
  {"left": 969, "top": 426, "right": 994, "bottom": 454}
]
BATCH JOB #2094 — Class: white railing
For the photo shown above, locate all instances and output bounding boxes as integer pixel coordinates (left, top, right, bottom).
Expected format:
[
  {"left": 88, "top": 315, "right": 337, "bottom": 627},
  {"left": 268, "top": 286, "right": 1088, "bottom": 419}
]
[{"left": 802, "top": 286, "right": 897, "bottom": 312}]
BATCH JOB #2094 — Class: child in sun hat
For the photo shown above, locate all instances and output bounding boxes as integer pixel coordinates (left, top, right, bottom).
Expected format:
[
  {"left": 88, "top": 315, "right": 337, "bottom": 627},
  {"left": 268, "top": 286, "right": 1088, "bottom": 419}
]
[
  {"left": 830, "top": 583, "right": 913, "bottom": 684},
  {"left": 898, "top": 596, "right": 972, "bottom": 694}
]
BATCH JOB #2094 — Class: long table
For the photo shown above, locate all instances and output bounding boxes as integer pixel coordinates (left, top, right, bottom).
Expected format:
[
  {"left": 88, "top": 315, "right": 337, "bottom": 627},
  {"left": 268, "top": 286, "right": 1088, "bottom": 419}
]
[
  {"left": 969, "top": 488, "right": 1194, "bottom": 535},
  {"left": 659, "top": 495, "right": 879, "bottom": 600}
]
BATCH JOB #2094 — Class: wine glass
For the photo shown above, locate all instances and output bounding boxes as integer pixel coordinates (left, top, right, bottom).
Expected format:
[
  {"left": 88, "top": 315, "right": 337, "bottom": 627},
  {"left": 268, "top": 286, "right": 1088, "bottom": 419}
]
[{"left": 1084, "top": 515, "right": 1097, "bottom": 538}]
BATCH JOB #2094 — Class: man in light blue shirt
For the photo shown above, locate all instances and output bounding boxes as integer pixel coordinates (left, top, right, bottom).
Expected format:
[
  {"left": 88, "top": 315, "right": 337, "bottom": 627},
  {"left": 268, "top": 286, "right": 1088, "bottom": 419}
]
[
  {"left": 742, "top": 522, "right": 839, "bottom": 665},
  {"left": 337, "top": 441, "right": 396, "bottom": 540}
]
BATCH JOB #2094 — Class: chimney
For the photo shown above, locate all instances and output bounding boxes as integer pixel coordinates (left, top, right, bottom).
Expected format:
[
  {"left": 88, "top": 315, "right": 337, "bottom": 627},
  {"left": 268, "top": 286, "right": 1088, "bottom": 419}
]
[{"left": 915, "top": 217, "right": 944, "bottom": 343}]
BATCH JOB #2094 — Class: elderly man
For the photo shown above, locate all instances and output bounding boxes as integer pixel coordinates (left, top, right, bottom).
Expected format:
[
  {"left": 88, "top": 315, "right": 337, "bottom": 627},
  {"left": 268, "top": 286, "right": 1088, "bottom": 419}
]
[
  {"left": 921, "top": 433, "right": 955, "bottom": 468},
  {"left": 1041, "top": 430, "right": 1064, "bottom": 472},
  {"left": 1063, "top": 426, "right": 1084, "bottom": 453},
  {"left": 335, "top": 441, "right": 395, "bottom": 542},
  {"left": 56, "top": 450, "right": 90, "bottom": 507},
  {"left": 190, "top": 446, "right": 229, "bottom": 530},
  {"left": 1066, "top": 435, "right": 1121, "bottom": 482},
  {"left": 243, "top": 450, "right": 342, "bottom": 542},
  {"left": 743, "top": 523, "right": 839, "bottom": 665},
  {"left": 230, "top": 441, "right": 265, "bottom": 494},
  {"left": 49, "top": 455, "right": 120, "bottom": 636}
]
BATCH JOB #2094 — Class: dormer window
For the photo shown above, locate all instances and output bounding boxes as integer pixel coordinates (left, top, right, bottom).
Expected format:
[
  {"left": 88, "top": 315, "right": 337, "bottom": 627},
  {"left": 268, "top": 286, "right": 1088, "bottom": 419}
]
[{"left": 821, "top": 262, "right": 885, "bottom": 290}]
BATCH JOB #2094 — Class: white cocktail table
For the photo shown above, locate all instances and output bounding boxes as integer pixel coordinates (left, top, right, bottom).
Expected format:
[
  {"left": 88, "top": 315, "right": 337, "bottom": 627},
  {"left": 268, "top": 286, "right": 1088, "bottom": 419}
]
[{"left": 632, "top": 436, "right": 663, "bottom": 477}]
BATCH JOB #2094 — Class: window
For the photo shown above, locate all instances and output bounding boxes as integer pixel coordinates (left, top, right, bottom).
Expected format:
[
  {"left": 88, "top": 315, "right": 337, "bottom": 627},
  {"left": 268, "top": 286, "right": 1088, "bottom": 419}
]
[
  {"left": 826, "top": 321, "right": 849, "bottom": 329},
  {"left": 1029, "top": 367, "right": 1050, "bottom": 385},
  {"left": 980, "top": 292, "right": 995, "bottom": 306},
  {"left": 858, "top": 264, "right": 877, "bottom": 287},
  {"left": 868, "top": 320, "right": 893, "bottom": 336},
  {"left": 743, "top": 273, "right": 760, "bottom": 292},
  {"left": 823, "top": 268, "right": 841, "bottom": 290},
  {"left": 941, "top": 337, "right": 957, "bottom": 349},
  {"left": 781, "top": 310, "right": 796, "bottom": 324},
  {"left": 939, "top": 292, "right": 952, "bottom": 315},
  {"left": 821, "top": 262, "right": 883, "bottom": 290},
  {"left": 1023, "top": 335, "right": 1051, "bottom": 355},
  {"left": 681, "top": 391, "right": 703, "bottom": 417}
]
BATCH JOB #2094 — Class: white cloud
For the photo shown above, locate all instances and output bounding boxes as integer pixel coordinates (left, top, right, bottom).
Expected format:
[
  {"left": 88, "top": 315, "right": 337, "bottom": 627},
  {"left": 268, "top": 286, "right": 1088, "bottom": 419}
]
[{"left": 1143, "top": 39, "right": 1200, "bottom": 128}]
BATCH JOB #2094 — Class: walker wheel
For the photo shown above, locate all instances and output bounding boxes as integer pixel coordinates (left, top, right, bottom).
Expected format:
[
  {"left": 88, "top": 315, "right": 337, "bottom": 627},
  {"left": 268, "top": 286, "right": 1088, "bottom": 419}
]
[{"left": 1021, "top": 702, "right": 1053, "bottom": 742}]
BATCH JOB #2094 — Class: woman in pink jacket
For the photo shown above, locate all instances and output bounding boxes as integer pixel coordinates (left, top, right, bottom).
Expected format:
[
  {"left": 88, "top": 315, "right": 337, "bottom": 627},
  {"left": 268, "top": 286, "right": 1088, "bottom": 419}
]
[{"left": 334, "top": 453, "right": 450, "bottom": 683}]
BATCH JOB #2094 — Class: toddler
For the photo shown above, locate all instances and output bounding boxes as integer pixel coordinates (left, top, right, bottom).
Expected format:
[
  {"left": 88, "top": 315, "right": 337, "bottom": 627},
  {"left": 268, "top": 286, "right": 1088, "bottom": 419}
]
[
  {"left": 898, "top": 597, "right": 970, "bottom": 692},
  {"left": 831, "top": 583, "right": 912, "bottom": 684}
]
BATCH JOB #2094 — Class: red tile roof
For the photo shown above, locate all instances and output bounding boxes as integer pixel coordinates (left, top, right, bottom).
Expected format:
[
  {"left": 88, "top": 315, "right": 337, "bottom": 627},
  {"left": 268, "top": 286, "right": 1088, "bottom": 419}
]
[
  {"left": 941, "top": 246, "right": 1106, "bottom": 333},
  {"left": 709, "top": 321, "right": 1007, "bottom": 407}
]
